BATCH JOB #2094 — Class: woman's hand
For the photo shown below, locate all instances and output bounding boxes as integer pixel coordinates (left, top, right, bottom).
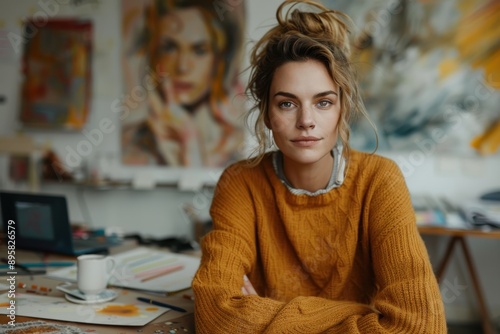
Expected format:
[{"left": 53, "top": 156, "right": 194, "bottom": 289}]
[
  {"left": 242, "top": 275, "right": 258, "bottom": 296},
  {"left": 146, "top": 75, "right": 197, "bottom": 165}
]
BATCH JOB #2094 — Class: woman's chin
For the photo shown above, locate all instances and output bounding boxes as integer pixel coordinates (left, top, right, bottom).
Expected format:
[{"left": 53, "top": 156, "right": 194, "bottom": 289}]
[{"left": 175, "top": 93, "right": 192, "bottom": 105}]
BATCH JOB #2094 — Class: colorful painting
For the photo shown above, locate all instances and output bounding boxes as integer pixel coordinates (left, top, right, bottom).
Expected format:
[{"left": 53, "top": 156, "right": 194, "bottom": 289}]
[
  {"left": 324, "top": 0, "right": 500, "bottom": 155},
  {"left": 120, "top": 0, "right": 247, "bottom": 167},
  {"left": 19, "top": 19, "right": 93, "bottom": 130}
]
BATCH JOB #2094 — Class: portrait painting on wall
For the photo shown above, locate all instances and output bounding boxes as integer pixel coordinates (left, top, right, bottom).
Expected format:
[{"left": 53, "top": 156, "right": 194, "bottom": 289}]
[
  {"left": 325, "top": 0, "right": 500, "bottom": 155},
  {"left": 19, "top": 19, "right": 93, "bottom": 130},
  {"left": 120, "top": 0, "right": 247, "bottom": 167}
]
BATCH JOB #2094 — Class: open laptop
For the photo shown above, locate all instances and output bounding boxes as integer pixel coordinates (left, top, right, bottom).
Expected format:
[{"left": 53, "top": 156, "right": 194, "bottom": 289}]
[{"left": 0, "top": 191, "right": 119, "bottom": 256}]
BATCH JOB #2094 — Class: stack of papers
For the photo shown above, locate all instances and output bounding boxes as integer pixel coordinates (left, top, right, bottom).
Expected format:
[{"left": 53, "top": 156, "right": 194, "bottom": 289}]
[{"left": 460, "top": 200, "right": 500, "bottom": 229}]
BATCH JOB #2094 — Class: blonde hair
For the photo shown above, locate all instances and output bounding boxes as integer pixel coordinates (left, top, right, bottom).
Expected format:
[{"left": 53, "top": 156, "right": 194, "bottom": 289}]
[{"left": 245, "top": 0, "right": 375, "bottom": 166}]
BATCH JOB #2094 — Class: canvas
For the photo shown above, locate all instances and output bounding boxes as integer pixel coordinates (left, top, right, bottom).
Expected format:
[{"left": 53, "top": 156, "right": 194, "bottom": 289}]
[
  {"left": 325, "top": 0, "right": 500, "bottom": 155},
  {"left": 120, "top": 0, "right": 247, "bottom": 167},
  {"left": 19, "top": 19, "right": 93, "bottom": 130}
]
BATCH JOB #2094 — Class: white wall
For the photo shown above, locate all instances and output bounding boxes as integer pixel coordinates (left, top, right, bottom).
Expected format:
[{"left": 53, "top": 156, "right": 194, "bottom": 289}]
[{"left": 0, "top": 0, "right": 499, "bottom": 325}]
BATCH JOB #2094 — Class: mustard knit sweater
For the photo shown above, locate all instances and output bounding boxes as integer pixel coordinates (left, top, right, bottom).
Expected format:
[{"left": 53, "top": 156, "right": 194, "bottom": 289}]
[{"left": 192, "top": 150, "right": 447, "bottom": 333}]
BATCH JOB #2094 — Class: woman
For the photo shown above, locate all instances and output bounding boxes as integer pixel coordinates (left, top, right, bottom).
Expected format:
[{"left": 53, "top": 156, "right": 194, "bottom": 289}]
[
  {"left": 121, "top": 0, "right": 245, "bottom": 167},
  {"left": 192, "top": 0, "right": 447, "bottom": 332}
]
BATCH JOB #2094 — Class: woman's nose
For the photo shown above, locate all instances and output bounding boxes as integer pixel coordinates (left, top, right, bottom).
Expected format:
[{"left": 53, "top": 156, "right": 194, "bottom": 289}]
[
  {"left": 176, "top": 53, "right": 190, "bottom": 74},
  {"left": 296, "top": 106, "right": 316, "bottom": 129}
]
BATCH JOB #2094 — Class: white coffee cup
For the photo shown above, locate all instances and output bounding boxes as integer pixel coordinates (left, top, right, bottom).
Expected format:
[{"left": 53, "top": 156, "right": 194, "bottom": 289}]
[{"left": 77, "top": 254, "right": 116, "bottom": 296}]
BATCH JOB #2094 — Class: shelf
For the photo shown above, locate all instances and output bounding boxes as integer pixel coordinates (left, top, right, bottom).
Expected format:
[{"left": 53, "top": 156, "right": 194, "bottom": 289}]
[{"left": 40, "top": 179, "right": 215, "bottom": 191}]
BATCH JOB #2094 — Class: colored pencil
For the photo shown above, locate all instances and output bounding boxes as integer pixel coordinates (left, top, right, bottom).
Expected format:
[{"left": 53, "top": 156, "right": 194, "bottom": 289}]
[{"left": 140, "top": 264, "right": 184, "bottom": 282}]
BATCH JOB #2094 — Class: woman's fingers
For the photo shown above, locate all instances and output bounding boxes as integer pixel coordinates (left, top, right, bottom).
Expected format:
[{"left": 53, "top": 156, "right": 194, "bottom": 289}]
[
  {"left": 242, "top": 275, "right": 257, "bottom": 296},
  {"left": 160, "top": 75, "right": 187, "bottom": 121},
  {"left": 161, "top": 75, "right": 177, "bottom": 109},
  {"left": 147, "top": 75, "right": 164, "bottom": 118}
]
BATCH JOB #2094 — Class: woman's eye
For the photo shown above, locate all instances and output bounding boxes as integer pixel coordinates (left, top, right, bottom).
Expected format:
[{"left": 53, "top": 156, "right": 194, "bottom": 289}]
[
  {"left": 279, "top": 101, "right": 294, "bottom": 109},
  {"left": 161, "top": 41, "right": 177, "bottom": 54},
  {"left": 193, "top": 44, "right": 209, "bottom": 56},
  {"left": 317, "top": 100, "right": 333, "bottom": 108}
]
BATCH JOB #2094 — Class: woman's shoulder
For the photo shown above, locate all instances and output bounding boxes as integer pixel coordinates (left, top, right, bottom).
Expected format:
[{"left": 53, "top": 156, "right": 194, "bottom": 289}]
[{"left": 347, "top": 150, "right": 410, "bottom": 202}]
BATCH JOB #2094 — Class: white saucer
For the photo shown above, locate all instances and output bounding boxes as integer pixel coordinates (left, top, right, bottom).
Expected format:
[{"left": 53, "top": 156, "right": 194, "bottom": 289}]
[{"left": 65, "top": 289, "right": 118, "bottom": 304}]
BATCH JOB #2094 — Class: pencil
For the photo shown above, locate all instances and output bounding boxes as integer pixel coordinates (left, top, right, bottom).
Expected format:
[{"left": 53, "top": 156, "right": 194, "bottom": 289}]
[
  {"left": 140, "top": 264, "right": 184, "bottom": 282},
  {"left": 136, "top": 297, "right": 187, "bottom": 313}
]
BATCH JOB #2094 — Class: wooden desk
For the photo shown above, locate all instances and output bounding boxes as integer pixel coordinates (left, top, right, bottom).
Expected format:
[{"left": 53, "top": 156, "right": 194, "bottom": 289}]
[
  {"left": 0, "top": 274, "right": 195, "bottom": 333},
  {"left": 0, "top": 243, "right": 197, "bottom": 333},
  {"left": 418, "top": 225, "right": 500, "bottom": 334}
]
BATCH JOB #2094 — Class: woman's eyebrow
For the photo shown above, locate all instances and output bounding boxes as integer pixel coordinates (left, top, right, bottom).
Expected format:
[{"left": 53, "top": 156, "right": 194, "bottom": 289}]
[
  {"left": 313, "top": 90, "right": 338, "bottom": 98},
  {"left": 192, "top": 40, "right": 210, "bottom": 49},
  {"left": 273, "top": 90, "right": 339, "bottom": 98},
  {"left": 273, "top": 91, "right": 296, "bottom": 99},
  {"left": 160, "top": 37, "right": 178, "bottom": 45}
]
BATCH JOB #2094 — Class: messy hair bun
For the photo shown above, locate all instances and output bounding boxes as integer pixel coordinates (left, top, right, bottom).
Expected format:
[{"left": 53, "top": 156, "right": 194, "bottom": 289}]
[
  {"left": 246, "top": 0, "right": 372, "bottom": 165},
  {"left": 276, "top": 1, "right": 352, "bottom": 58}
]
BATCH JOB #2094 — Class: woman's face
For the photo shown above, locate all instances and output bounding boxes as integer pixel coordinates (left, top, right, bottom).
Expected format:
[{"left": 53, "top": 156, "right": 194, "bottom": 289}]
[
  {"left": 157, "top": 8, "right": 215, "bottom": 107},
  {"left": 268, "top": 59, "right": 341, "bottom": 168}
]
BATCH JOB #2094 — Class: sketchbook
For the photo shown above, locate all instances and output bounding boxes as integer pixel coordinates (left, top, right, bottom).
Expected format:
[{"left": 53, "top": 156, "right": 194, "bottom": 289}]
[{"left": 46, "top": 247, "right": 201, "bottom": 294}]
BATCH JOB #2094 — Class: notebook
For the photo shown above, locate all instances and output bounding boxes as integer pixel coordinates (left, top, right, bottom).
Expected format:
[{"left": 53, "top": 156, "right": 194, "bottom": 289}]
[{"left": 0, "top": 191, "right": 118, "bottom": 256}]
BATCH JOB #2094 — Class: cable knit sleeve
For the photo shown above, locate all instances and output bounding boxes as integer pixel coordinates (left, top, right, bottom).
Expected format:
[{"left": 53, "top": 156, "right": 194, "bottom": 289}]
[
  {"left": 192, "top": 158, "right": 447, "bottom": 333},
  {"left": 328, "top": 159, "right": 447, "bottom": 333},
  {"left": 192, "top": 162, "right": 291, "bottom": 332}
]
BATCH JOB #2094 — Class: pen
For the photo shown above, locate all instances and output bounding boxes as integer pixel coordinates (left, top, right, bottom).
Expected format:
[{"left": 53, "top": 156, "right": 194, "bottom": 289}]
[{"left": 136, "top": 297, "right": 187, "bottom": 313}]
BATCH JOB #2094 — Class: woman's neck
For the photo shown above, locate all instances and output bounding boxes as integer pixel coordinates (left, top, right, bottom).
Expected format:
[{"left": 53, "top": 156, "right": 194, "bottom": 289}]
[{"left": 282, "top": 154, "right": 334, "bottom": 193}]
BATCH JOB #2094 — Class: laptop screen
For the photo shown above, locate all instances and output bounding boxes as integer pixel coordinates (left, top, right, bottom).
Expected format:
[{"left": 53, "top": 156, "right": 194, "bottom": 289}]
[
  {"left": 15, "top": 201, "right": 56, "bottom": 241},
  {"left": 0, "top": 191, "right": 75, "bottom": 254},
  {"left": 1, "top": 191, "right": 113, "bottom": 255}
]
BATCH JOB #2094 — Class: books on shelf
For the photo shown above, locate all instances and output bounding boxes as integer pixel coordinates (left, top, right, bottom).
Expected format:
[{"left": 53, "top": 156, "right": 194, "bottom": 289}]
[
  {"left": 412, "top": 195, "right": 448, "bottom": 226},
  {"left": 411, "top": 194, "right": 500, "bottom": 230},
  {"left": 460, "top": 200, "right": 500, "bottom": 229},
  {"left": 47, "top": 247, "right": 201, "bottom": 295},
  {"left": 411, "top": 194, "right": 466, "bottom": 228}
]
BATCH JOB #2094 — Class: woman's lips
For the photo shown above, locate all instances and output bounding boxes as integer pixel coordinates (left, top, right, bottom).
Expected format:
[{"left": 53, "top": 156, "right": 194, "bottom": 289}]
[
  {"left": 173, "top": 81, "right": 193, "bottom": 92},
  {"left": 291, "top": 136, "right": 321, "bottom": 147}
]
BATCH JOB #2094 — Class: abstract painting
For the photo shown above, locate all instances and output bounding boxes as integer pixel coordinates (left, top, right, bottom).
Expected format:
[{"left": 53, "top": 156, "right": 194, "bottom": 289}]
[
  {"left": 19, "top": 19, "right": 93, "bottom": 130},
  {"left": 324, "top": 0, "right": 500, "bottom": 155}
]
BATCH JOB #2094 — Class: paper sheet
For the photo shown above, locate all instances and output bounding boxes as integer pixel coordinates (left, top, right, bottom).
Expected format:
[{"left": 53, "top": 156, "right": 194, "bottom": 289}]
[
  {"left": 47, "top": 247, "right": 201, "bottom": 294},
  {"left": 0, "top": 292, "right": 167, "bottom": 326}
]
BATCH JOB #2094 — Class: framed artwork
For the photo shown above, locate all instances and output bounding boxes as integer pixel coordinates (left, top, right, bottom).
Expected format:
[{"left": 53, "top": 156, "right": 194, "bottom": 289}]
[
  {"left": 120, "top": 0, "right": 247, "bottom": 167},
  {"left": 325, "top": 0, "right": 500, "bottom": 155},
  {"left": 19, "top": 19, "right": 93, "bottom": 130}
]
